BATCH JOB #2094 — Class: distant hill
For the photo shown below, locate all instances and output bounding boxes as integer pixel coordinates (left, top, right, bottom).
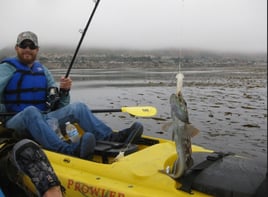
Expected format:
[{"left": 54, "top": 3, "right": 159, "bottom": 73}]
[{"left": 0, "top": 46, "right": 266, "bottom": 69}]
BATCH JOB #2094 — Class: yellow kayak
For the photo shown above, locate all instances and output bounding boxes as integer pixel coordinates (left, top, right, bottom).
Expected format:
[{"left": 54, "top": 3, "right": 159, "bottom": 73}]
[
  {"left": 42, "top": 133, "right": 266, "bottom": 197},
  {"left": 45, "top": 136, "right": 213, "bottom": 197},
  {"left": 1, "top": 125, "right": 266, "bottom": 197}
]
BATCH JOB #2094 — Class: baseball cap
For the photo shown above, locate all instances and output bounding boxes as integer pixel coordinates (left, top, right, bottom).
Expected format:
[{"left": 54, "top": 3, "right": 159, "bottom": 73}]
[{"left": 16, "top": 31, "right": 38, "bottom": 46}]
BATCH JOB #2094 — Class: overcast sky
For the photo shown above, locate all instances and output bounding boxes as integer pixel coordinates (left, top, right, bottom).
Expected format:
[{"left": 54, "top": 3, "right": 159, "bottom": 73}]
[{"left": 0, "top": 0, "right": 267, "bottom": 53}]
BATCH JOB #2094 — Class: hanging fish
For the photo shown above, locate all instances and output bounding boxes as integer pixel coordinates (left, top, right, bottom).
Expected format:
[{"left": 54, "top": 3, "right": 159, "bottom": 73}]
[{"left": 162, "top": 72, "right": 199, "bottom": 179}]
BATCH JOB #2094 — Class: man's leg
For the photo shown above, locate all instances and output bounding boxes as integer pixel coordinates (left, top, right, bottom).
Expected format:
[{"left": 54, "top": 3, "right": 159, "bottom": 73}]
[
  {"left": 2, "top": 139, "right": 64, "bottom": 197},
  {"left": 47, "top": 102, "right": 143, "bottom": 143},
  {"left": 6, "top": 106, "right": 95, "bottom": 159},
  {"left": 43, "top": 186, "right": 63, "bottom": 197},
  {"left": 47, "top": 102, "right": 113, "bottom": 140}
]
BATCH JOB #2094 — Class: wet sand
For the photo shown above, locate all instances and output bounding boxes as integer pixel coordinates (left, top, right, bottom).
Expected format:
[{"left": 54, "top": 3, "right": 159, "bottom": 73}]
[{"left": 53, "top": 64, "right": 267, "bottom": 165}]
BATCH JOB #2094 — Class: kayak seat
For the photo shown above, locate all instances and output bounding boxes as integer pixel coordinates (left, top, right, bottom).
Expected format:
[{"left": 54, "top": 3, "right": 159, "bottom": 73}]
[{"left": 93, "top": 140, "right": 138, "bottom": 164}]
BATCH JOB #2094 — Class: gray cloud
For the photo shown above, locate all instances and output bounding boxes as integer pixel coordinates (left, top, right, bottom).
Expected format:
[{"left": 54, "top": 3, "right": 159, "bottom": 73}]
[{"left": 0, "top": 0, "right": 267, "bottom": 53}]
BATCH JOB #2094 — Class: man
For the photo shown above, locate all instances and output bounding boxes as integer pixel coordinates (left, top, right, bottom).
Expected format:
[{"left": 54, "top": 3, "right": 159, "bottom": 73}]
[{"left": 0, "top": 31, "right": 143, "bottom": 160}]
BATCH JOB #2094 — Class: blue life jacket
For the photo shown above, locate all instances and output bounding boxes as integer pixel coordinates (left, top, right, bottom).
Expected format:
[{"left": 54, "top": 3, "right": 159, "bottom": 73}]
[{"left": 2, "top": 58, "right": 48, "bottom": 112}]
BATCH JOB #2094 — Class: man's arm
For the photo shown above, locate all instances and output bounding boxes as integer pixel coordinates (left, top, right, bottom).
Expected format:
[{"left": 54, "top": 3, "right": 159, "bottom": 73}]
[
  {"left": 0, "top": 63, "right": 15, "bottom": 112},
  {"left": 43, "top": 67, "right": 70, "bottom": 108}
]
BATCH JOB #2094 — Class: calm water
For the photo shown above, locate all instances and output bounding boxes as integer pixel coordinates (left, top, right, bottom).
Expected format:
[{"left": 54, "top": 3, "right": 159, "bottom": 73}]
[{"left": 52, "top": 66, "right": 267, "bottom": 166}]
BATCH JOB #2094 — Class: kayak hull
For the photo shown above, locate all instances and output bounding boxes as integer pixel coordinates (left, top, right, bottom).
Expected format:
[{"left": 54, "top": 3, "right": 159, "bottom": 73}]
[{"left": 45, "top": 137, "right": 213, "bottom": 197}]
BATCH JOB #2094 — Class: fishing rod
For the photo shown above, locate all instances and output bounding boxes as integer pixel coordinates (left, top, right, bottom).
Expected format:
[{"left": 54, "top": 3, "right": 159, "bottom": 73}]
[{"left": 65, "top": 0, "right": 101, "bottom": 78}]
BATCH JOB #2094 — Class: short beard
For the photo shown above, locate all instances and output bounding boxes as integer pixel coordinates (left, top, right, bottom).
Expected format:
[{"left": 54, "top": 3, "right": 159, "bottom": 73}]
[{"left": 17, "top": 53, "right": 36, "bottom": 66}]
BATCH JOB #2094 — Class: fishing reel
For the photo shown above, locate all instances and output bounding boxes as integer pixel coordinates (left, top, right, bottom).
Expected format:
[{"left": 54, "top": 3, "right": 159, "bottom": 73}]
[{"left": 46, "top": 87, "right": 60, "bottom": 111}]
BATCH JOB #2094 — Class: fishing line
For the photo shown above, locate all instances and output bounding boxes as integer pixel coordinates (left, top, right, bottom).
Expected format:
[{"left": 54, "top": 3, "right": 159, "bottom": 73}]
[
  {"left": 167, "top": 0, "right": 185, "bottom": 87},
  {"left": 177, "top": 0, "right": 185, "bottom": 73}
]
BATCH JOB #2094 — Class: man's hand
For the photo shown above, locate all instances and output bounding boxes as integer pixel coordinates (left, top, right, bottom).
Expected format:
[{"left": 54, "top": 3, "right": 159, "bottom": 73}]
[{"left": 60, "top": 77, "right": 72, "bottom": 90}]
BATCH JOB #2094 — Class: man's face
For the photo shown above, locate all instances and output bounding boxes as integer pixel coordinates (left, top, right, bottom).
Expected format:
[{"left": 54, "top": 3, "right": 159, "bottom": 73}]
[{"left": 15, "top": 40, "right": 39, "bottom": 66}]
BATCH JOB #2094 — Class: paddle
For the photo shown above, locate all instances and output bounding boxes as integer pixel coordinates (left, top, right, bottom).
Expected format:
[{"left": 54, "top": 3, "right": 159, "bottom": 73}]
[
  {"left": 0, "top": 106, "right": 157, "bottom": 117},
  {"left": 92, "top": 106, "right": 157, "bottom": 117}
]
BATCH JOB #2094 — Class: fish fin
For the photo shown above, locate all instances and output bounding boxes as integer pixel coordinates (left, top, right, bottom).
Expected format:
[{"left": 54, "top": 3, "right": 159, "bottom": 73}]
[
  {"left": 185, "top": 124, "right": 200, "bottom": 137},
  {"left": 161, "top": 121, "right": 173, "bottom": 132},
  {"left": 169, "top": 93, "right": 177, "bottom": 105}
]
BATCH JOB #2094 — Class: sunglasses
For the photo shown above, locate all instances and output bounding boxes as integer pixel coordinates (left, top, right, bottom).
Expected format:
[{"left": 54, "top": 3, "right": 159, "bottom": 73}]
[{"left": 18, "top": 43, "right": 38, "bottom": 50}]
